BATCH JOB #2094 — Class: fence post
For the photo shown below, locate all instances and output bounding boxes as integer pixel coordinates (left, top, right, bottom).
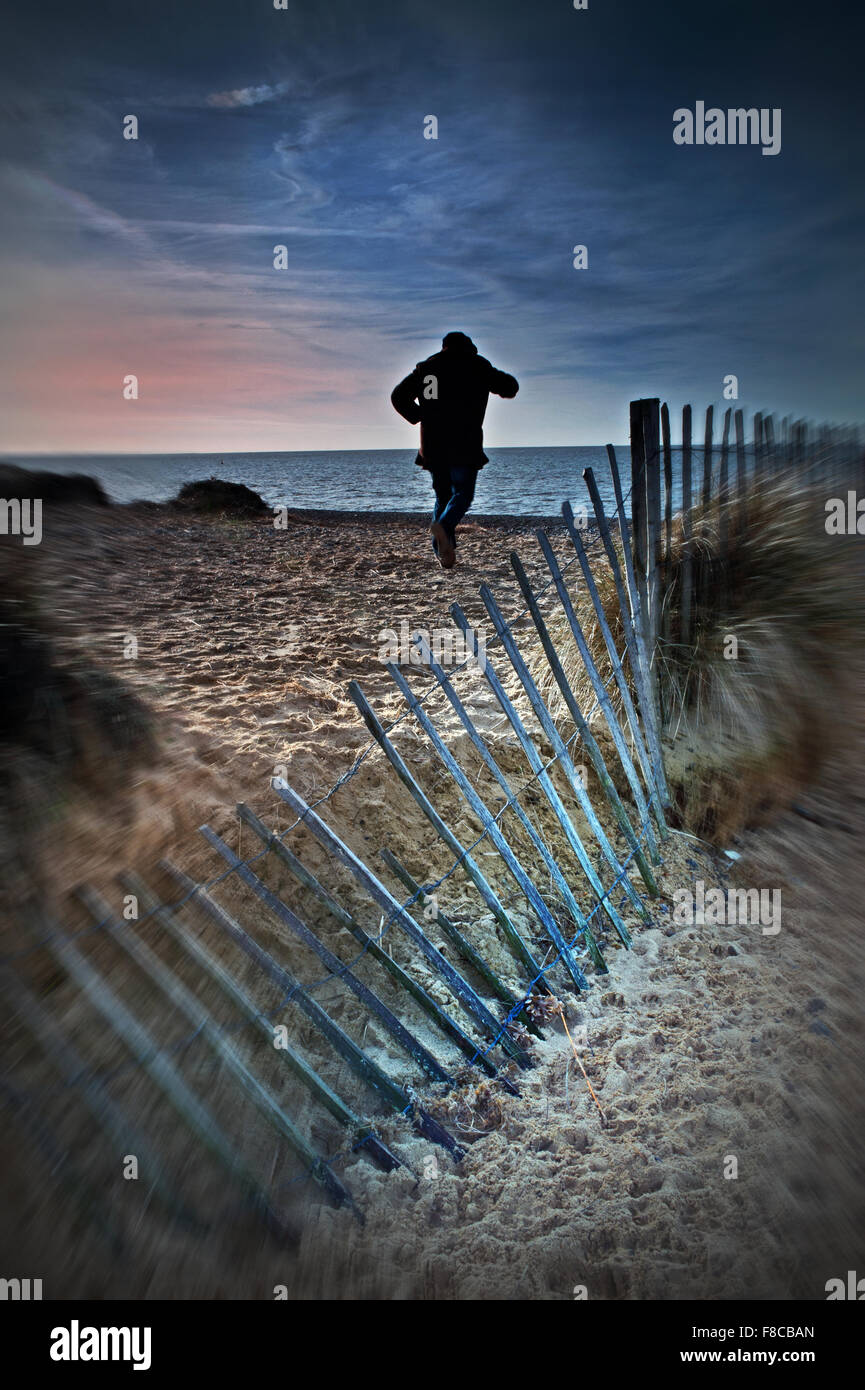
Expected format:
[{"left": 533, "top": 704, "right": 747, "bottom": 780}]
[
  {"left": 661, "top": 402, "right": 673, "bottom": 656},
  {"left": 764, "top": 414, "right": 776, "bottom": 474},
  {"left": 754, "top": 411, "right": 764, "bottom": 479},
  {"left": 629, "top": 398, "right": 662, "bottom": 691},
  {"left": 629, "top": 399, "right": 649, "bottom": 649},
  {"left": 681, "top": 404, "right": 693, "bottom": 648},
  {"left": 701, "top": 404, "right": 714, "bottom": 510}
]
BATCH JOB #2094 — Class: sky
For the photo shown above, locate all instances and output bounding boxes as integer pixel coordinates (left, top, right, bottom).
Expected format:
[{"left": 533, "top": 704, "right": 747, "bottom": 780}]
[{"left": 0, "top": 0, "right": 863, "bottom": 453}]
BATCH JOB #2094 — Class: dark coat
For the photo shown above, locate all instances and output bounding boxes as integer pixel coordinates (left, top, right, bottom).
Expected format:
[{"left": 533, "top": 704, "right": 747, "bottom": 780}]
[{"left": 391, "top": 344, "right": 518, "bottom": 471}]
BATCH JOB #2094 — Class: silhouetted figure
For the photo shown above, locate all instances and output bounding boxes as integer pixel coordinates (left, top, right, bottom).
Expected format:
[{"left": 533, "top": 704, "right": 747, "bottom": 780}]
[{"left": 391, "top": 332, "right": 519, "bottom": 569}]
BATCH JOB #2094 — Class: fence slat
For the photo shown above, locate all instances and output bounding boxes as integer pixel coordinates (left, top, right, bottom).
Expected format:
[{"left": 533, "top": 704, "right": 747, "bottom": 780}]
[
  {"left": 1, "top": 968, "right": 200, "bottom": 1232},
  {"left": 579, "top": 474, "right": 671, "bottom": 811},
  {"left": 534, "top": 526, "right": 667, "bottom": 857},
  {"left": 235, "top": 803, "right": 514, "bottom": 1075},
  {"left": 0, "top": 1072, "right": 125, "bottom": 1257},
  {"left": 629, "top": 399, "right": 651, "bottom": 651},
  {"left": 159, "top": 861, "right": 464, "bottom": 1158},
  {"left": 378, "top": 848, "right": 530, "bottom": 1020},
  {"left": 267, "top": 786, "right": 524, "bottom": 1057},
  {"left": 200, "top": 826, "right": 458, "bottom": 1086},
  {"left": 754, "top": 411, "right": 764, "bottom": 478},
  {"left": 767, "top": 408, "right": 778, "bottom": 475},
  {"left": 461, "top": 590, "right": 633, "bottom": 948},
  {"left": 680, "top": 405, "right": 694, "bottom": 646},
  {"left": 509, "top": 549, "right": 660, "bottom": 887},
  {"left": 77, "top": 885, "right": 361, "bottom": 1218},
  {"left": 395, "top": 641, "right": 603, "bottom": 978},
  {"left": 122, "top": 868, "right": 401, "bottom": 1171},
  {"left": 409, "top": 636, "right": 621, "bottom": 955},
  {"left": 561, "top": 503, "right": 670, "bottom": 821},
  {"left": 347, "top": 680, "right": 544, "bottom": 983},
  {"left": 44, "top": 917, "right": 296, "bottom": 1243},
  {"left": 735, "top": 407, "right": 747, "bottom": 538},
  {"left": 643, "top": 400, "right": 663, "bottom": 652},
  {"left": 718, "top": 407, "right": 732, "bottom": 610},
  {"left": 661, "top": 402, "right": 673, "bottom": 654},
  {"left": 478, "top": 581, "right": 641, "bottom": 942},
  {"left": 702, "top": 404, "right": 714, "bottom": 509}
]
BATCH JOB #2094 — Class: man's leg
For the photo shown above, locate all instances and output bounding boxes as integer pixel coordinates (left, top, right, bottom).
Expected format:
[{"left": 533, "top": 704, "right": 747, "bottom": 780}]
[
  {"left": 429, "top": 469, "right": 456, "bottom": 566},
  {"left": 437, "top": 466, "right": 478, "bottom": 546},
  {"left": 429, "top": 470, "right": 450, "bottom": 556}
]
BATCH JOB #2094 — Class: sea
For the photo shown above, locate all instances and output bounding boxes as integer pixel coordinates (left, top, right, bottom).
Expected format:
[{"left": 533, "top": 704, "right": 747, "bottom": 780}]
[{"left": 0, "top": 446, "right": 689, "bottom": 519}]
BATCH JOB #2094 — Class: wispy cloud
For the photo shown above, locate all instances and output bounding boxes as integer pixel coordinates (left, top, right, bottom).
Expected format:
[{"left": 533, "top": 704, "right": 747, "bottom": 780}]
[{"left": 207, "top": 82, "right": 289, "bottom": 109}]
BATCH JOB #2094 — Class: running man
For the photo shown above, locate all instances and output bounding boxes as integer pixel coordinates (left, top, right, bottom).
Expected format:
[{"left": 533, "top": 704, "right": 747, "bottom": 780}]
[{"left": 390, "top": 332, "right": 519, "bottom": 569}]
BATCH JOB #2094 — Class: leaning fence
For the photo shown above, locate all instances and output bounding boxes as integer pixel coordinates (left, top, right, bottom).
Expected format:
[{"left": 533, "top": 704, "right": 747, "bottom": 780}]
[
  {"left": 6, "top": 395, "right": 852, "bottom": 1248},
  {"left": 627, "top": 397, "right": 864, "bottom": 663}
]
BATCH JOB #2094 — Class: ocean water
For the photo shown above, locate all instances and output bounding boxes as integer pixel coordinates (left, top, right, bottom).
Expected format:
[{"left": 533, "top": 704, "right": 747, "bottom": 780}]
[{"left": 3, "top": 446, "right": 661, "bottom": 518}]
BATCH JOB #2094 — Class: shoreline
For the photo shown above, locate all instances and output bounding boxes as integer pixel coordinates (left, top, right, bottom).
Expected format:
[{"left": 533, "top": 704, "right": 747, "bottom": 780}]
[{"left": 166, "top": 505, "right": 585, "bottom": 529}]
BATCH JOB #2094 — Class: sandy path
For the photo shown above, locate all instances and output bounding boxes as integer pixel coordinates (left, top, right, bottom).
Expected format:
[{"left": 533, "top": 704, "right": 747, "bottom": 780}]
[{"left": 1, "top": 503, "right": 862, "bottom": 1300}]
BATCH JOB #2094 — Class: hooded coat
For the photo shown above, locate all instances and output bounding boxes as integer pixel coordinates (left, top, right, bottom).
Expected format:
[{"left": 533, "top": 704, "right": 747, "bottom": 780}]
[{"left": 390, "top": 337, "right": 518, "bottom": 471}]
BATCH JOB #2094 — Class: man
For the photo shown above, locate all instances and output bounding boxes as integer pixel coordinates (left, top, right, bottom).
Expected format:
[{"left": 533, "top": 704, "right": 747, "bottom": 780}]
[{"left": 390, "top": 332, "right": 519, "bottom": 569}]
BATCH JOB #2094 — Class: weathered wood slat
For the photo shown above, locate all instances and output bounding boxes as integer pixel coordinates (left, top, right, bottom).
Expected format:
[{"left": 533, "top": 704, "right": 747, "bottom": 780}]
[
  {"left": 754, "top": 411, "right": 764, "bottom": 478},
  {"left": 661, "top": 402, "right": 673, "bottom": 656},
  {"left": 266, "top": 786, "right": 523, "bottom": 1061},
  {"left": 629, "top": 399, "right": 651, "bottom": 653},
  {"left": 764, "top": 413, "right": 776, "bottom": 474},
  {"left": 346, "top": 680, "right": 544, "bottom": 983},
  {"left": 509, "top": 549, "right": 660, "bottom": 887},
  {"left": 200, "top": 826, "right": 457, "bottom": 1086},
  {"left": 680, "top": 405, "right": 694, "bottom": 646},
  {"left": 579, "top": 473, "right": 671, "bottom": 813},
  {"left": 697, "top": 404, "right": 714, "bottom": 616},
  {"left": 702, "top": 404, "right": 714, "bottom": 510},
  {"left": 451, "top": 597, "right": 626, "bottom": 953},
  {"left": 121, "top": 868, "right": 401, "bottom": 1172},
  {"left": 735, "top": 407, "right": 747, "bottom": 539},
  {"left": 718, "top": 407, "right": 732, "bottom": 610},
  {"left": 44, "top": 916, "right": 297, "bottom": 1244},
  {"left": 389, "top": 649, "right": 599, "bottom": 982},
  {"left": 534, "top": 526, "right": 666, "bottom": 863},
  {"left": 561, "top": 503, "right": 670, "bottom": 820},
  {"left": 234, "top": 803, "right": 509, "bottom": 1076},
  {"left": 378, "top": 848, "right": 533, "bottom": 1022},
  {"left": 643, "top": 400, "right": 663, "bottom": 657},
  {"left": 1, "top": 968, "right": 202, "bottom": 1233},
  {"left": 477, "top": 582, "right": 636, "bottom": 946},
  {"left": 158, "top": 860, "right": 464, "bottom": 1159},
  {"left": 606, "top": 443, "right": 673, "bottom": 776},
  {"left": 0, "top": 1073, "right": 126, "bottom": 1257},
  {"left": 76, "top": 885, "right": 361, "bottom": 1219}
]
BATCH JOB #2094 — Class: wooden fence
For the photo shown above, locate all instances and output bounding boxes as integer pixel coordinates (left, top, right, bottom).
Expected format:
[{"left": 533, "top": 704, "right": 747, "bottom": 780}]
[
  {"left": 628, "top": 396, "right": 864, "bottom": 697},
  {"left": 14, "top": 400, "right": 823, "bottom": 1245}
]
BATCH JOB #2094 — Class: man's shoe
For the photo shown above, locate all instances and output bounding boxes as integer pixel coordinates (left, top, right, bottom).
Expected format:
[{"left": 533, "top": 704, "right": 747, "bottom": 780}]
[{"left": 430, "top": 522, "right": 456, "bottom": 569}]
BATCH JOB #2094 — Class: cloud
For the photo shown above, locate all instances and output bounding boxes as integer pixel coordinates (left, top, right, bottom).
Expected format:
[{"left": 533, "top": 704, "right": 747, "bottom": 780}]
[{"left": 207, "top": 82, "right": 288, "bottom": 109}]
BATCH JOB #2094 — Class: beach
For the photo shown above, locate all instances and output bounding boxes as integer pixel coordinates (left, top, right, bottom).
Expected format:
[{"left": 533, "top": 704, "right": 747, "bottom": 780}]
[{"left": 2, "top": 497, "right": 864, "bottom": 1301}]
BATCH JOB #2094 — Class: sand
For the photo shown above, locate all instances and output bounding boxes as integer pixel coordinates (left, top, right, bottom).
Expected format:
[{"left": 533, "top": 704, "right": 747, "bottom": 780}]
[{"left": 1, "top": 500, "right": 863, "bottom": 1300}]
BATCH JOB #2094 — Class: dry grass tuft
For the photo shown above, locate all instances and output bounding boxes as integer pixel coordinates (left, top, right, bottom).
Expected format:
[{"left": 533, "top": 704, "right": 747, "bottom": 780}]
[
  {"left": 526, "top": 479, "right": 864, "bottom": 842},
  {"left": 657, "top": 479, "right": 863, "bottom": 839}
]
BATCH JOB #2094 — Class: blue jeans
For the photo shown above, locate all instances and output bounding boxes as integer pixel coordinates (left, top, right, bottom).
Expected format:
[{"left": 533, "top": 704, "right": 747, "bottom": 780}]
[{"left": 430, "top": 465, "right": 478, "bottom": 549}]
